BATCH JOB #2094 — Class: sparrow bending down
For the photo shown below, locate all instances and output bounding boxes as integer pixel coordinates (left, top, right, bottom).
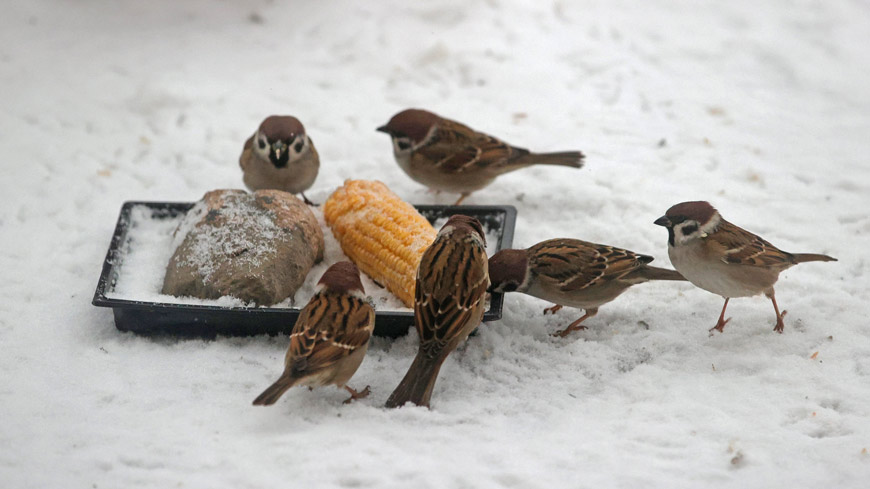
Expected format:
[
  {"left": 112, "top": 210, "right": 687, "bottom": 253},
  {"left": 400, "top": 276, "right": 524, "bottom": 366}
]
[
  {"left": 488, "top": 238, "right": 685, "bottom": 337},
  {"left": 376, "top": 108, "right": 584, "bottom": 205},
  {"left": 240, "top": 115, "right": 320, "bottom": 205},
  {"left": 252, "top": 261, "right": 374, "bottom": 406},
  {"left": 654, "top": 201, "right": 837, "bottom": 334},
  {"left": 385, "top": 215, "right": 489, "bottom": 408}
]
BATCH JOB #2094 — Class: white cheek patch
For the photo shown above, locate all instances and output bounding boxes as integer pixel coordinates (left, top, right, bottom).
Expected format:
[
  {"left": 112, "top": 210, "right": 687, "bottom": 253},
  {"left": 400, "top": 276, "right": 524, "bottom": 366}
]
[
  {"left": 675, "top": 221, "right": 700, "bottom": 245},
  {"left": 675, "top": 213, "right": 720, "bottom": 245},
  {"left": 393, "top": 138, "right": 413, "bottom": 156},
  {"left": 254, "top": 134, "right": 270, "bottom": 158},
  {"left": 293, "top": 136, "right": 308, "bottom": 154}
]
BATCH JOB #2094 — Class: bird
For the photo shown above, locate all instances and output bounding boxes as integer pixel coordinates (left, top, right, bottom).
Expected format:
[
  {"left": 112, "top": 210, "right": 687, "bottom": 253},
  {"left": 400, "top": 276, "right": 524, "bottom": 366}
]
[
  {"left": 252, "top": 261, "right": 375, "bottom": 406},
  {"left": 239, "top": 115, "right": 319, "bottom": 205},
  {"left": 376, "top": 108, "right": 585, "bottom": 205},
  {"left": 385, "top": 215, "right": 489, "bottom": 408},
  {"left": 488, "top": 238, "right": 686, "bottom": 337},
  {"left": 653, "top": 201, "right": 837, "bottom": 334}
]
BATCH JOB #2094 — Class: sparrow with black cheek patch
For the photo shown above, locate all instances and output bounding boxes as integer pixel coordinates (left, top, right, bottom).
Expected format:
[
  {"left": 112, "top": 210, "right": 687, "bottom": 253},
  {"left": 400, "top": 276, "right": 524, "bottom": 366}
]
[
  {"left": 240, "top": 115, "right": 319, "bottom": 205},
  {"left": 489, "top": 239, "right": 685, "bottom": 337},
  {"left": 385, "top": 215, "right": 489, "bottom": 408},
  {"left": 252, "top": 261, "right": 375, "bottom": 406},
  {"left": 654, "top": 201, "right": 837, "bottom": 334},
  {"left": 376, "top": 109, "right": 585, "bottom": 205}
]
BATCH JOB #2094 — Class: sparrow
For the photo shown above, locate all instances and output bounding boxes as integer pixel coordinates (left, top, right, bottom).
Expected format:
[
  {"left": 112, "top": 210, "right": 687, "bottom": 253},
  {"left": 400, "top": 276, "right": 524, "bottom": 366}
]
[
  {"left": 489, "top": 238, "right": 685, "bottom": 337},
  {"left": 376, "top": 108, "right": 585, "bottom": 205},
  {"left": 239, "top": 115, "right": 319, "bottom": 205},
  {"left": 654, "top": 201, "right": 837, "bottom": 334},
  {"left": 252, "top": 261, "right": 375, "bottom": 406},
  {"left": 385, "top": 215, "right": 489, "bottom": 408}
]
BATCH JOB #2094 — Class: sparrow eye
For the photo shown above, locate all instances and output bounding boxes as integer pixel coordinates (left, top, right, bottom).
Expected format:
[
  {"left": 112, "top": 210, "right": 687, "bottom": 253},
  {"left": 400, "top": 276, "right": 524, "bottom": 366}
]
[{"left": 294, "top": 141, "right": 304, "bottom": 153}]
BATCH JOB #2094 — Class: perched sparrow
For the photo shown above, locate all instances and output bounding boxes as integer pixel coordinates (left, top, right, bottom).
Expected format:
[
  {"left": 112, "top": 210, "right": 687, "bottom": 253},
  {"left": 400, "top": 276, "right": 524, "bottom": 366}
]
[
  {"left": 654, "top": 201, "right": 837, "bottom": 334},
  {"left": 489, "top": 238, "right": 685, "bottom": 337},
  {"left": 376, "top": 109, "right": 585, "bottom": 205},
  {"left": 385, "top": 215, "right": 489, "bottom": 408},
  {"left": 239, "top": 115, "right": 319, "bottom": 205},
  {"left": 252, "top": 261, "right": 374, "bottom": 406}
]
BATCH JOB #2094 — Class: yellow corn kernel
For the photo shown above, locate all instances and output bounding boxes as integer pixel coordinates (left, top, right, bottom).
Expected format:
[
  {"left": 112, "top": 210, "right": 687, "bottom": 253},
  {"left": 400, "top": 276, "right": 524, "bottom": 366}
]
[{"left": 324, "top": 180, "right": 436, "bottom": 307}]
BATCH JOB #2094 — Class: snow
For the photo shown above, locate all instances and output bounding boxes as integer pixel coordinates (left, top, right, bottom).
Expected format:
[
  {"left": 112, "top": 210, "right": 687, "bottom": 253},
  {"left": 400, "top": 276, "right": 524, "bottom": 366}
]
[{"left": 2, "top": 0, "right": 869, "bottom": 487}]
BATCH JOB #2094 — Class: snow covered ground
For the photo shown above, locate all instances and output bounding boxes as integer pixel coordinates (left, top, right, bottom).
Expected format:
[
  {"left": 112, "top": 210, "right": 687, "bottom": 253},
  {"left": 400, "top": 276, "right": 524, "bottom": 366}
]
[{"left": 2, "top": 0, "right": 869, "bottom": 487}]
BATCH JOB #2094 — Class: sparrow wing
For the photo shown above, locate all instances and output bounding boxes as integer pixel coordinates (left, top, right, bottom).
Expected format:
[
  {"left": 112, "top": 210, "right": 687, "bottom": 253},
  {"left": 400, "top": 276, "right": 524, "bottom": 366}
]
[
  {"left": 415, "top": 233, "right": 489, "bottom": 354},
  {"left": 416, "top": 119, "right": 513, "bottom": 173},
  {"left": 240, "top": 133, "right": 255, "bottom": 169},
  {"left": 529, "top": 239, "right": 654, "bottom": 291},
  {"left": 707, "top": 221, "right": 795, "bottom": 268},
  {"left": 285, "top": 293, "right": 374, "bottom": 378}
]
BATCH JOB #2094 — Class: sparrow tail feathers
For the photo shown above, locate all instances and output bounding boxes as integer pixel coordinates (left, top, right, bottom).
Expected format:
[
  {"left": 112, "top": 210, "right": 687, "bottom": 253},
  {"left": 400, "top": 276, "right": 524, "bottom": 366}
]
[
  {"left": 514, "top": 150, "right": 585, "bottom": 169},
  {"left": 252, "top": 375, "right": 298, "bottom": 406},
  {"left": 384, "top": 351, "right": 446, "bottom": 409},
  {"left": 792, "top": 253, "right": 837, "bottom": 264}
]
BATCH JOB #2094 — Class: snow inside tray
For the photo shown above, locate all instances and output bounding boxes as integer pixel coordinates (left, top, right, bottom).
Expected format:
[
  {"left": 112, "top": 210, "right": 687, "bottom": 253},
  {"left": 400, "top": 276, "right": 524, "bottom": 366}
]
[{"left": 105, "top": 204, "right": 501, "bottom": 312}]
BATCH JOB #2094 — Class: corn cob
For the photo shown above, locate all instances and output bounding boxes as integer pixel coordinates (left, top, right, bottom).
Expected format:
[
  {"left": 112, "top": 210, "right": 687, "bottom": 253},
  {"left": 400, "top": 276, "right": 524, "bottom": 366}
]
[{"left": 323, "top": 180, "right": 437, "bottom": 307}]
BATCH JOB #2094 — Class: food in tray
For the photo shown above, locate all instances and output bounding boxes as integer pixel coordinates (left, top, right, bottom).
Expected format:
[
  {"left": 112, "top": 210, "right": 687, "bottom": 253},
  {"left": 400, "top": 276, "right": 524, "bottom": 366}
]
[
  {"left": 161, "top": 189, "right": 324, "bottom": 306},
  {"left": 323, "top": 179, "right": 437, "bottom": 308}
]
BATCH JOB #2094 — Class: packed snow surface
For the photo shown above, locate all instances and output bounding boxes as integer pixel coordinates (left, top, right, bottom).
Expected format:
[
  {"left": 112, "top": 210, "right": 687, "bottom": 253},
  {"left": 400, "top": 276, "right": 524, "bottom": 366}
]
[{"left": 2, "top": 1, "right": 869, "bottom": 488}]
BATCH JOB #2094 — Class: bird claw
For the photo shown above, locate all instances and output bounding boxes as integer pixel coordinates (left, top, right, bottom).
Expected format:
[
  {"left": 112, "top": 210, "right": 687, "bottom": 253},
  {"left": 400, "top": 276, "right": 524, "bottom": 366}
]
[
  {"left": 773, "top": 310, "right": 788, "bottom": 334},
  {"left": 708, "top": 317, "right": 731, "bottom": 336},
  {"left": 343, "top": 385, "right": 371, "bottom": 404},
  {"left": 552, "top": 324, "right": 587, "bottom": 338},
  {"left": 543, "top": 304, "right": 563, "bottom": 315}
]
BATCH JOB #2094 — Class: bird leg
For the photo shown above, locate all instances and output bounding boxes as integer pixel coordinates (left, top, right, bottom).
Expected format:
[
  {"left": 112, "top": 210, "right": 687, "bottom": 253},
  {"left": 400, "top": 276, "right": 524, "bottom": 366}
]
[
  {"left": 300, "top": 192, "right": 318, "bottom": 206},
  {"left": 553, "top": 309, "right": 596, "bottom": 337},
  {"left": 767, "top": 291, "right": 788, "bottom": 334},
  {"left": 342, "top": 385, "right": 371, "bottom": 404},
  {"left": 709, "top": 298, "right": 731, "bottom": 335},
  {"left": 543, "top": 304, "right": 563, "bottom": 315},
  {"left": 453, "top": 193, "right": 470, "bottom": 206}
]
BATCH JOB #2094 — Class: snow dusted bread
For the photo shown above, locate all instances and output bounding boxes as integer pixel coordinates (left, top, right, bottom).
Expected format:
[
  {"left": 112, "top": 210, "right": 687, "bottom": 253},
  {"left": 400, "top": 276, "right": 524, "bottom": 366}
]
[
  {"left": 162, "top": 189, "right": 324, "bottom": 305},
  {"left": 323, "top": 179, "right": 437, "bottom": 307}
]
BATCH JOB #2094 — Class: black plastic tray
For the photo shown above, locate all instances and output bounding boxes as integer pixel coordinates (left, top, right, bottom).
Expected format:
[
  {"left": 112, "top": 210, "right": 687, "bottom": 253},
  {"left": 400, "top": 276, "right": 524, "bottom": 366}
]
[{"left": 92, "top": 201, "right": 517, "bottom": 338}]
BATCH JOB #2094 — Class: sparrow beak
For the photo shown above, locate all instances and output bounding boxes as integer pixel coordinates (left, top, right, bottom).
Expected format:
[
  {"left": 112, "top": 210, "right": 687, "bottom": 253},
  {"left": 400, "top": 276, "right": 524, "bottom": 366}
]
[
  {"left": 654, "top": 216, "right": 671, "bottom": 227},
  {"left": 273, "top": 147, "right": 283, "bottom": 160},
  {"left": 376, "top": 125, "right": 389, "bottom": 134}
]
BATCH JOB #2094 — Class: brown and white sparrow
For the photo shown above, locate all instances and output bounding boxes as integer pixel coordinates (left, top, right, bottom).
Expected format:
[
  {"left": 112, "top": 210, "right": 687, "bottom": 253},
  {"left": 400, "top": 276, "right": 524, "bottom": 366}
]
[
  {"left": 252, "top": 261, "right": 375, "bottom": 405},
  {"left": 385, "top": 215, "right": 489, "bottom": 408},
  {"left": 654, "top": 201, "right": 837, "bottom": 334},
  {"left": 376, "top": 109, "right": 585, "bottom": 205},
  {"left": 489, "top": 238, "right": 685, "bottom": 337},
  {"left": 239, "top": 115, "right": 319, "bottom": 205}
]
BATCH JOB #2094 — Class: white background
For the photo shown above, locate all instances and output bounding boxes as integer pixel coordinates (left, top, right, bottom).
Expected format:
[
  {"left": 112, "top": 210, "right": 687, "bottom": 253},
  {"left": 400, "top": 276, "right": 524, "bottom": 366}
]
[{"left": 2, "top": 1, "right": 869, "bottom": 487}]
